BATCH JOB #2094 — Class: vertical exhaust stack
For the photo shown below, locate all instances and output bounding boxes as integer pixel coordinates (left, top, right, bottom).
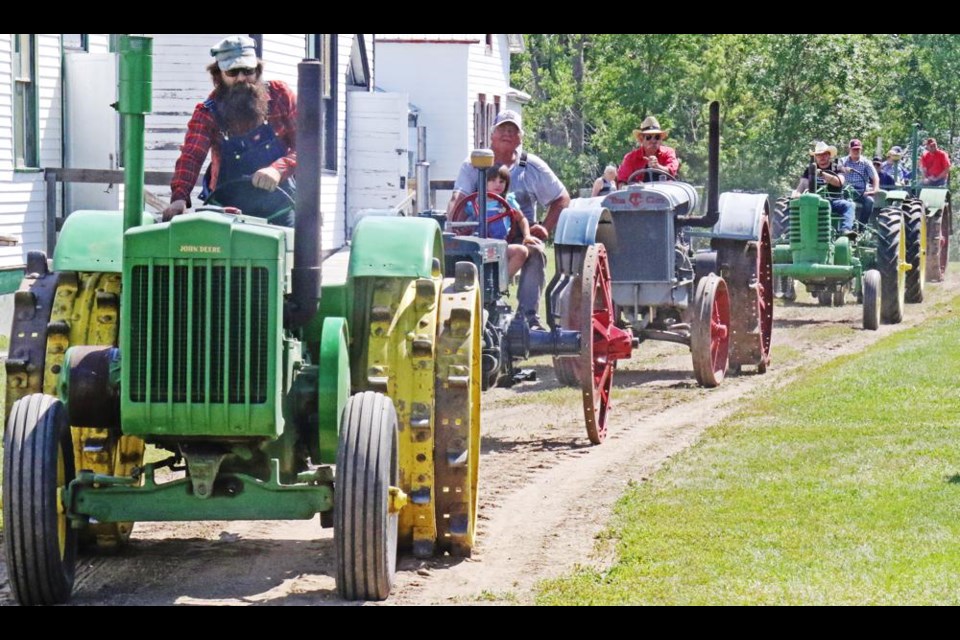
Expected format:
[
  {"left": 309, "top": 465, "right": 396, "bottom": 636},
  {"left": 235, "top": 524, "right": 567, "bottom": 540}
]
[
  {"left": 679, "top": 100, "right": 721, "bottom": 228},
  {"left": 118, "top": 35, "right": 152, "bottom": 233},
  {"left": 291, "top": 60, "right": 323, "bottom": 330}
]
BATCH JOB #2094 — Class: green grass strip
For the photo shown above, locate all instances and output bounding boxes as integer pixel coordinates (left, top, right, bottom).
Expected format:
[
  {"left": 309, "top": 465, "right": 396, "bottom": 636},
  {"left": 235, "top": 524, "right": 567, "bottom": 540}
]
[{"left": 538, "top": 300, "right": 960, "bottom": 605}]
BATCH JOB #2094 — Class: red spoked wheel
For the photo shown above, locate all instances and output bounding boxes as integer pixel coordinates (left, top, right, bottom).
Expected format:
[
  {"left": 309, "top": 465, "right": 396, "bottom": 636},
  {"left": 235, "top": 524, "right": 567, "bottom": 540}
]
[
  {"left": 690, "top": 273, "right": 730, "bottom": 387},
  {"left": 717, "top": 216, "right": 773, "bottom": 374},
  {"left": 450, "top": 192, "right": 514, "bottom": 237},
  {"left": 579, "top": 244, "right": 633, "bottom": 444}
]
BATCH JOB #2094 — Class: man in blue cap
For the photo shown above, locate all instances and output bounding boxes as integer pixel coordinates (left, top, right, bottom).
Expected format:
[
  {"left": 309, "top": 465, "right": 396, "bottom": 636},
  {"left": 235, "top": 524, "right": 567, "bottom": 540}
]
[
  {"left": 449, "top": 110, "right": 570, "bottom": 330},
  {"left": 163, "top": 35, "right": 298, "bottom": 225}
]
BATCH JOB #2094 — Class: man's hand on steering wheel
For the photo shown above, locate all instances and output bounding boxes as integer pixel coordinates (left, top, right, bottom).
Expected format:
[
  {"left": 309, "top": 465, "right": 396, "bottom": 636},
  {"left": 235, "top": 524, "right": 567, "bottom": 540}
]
[
  {"left": 626, "top": 167, "right": 676, "bottom": 184},
  {"left": 162, "top": 199, "right": 187, "bottom": 222},
  {"left": 252, "top": 166, "right": 282, "bottom": 192}
]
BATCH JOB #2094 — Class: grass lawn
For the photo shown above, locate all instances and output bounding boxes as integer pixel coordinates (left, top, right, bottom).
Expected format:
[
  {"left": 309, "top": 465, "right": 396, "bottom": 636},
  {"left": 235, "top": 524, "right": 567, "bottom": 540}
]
[{"left": 537, "top": 296, "right": 960, "bottom": 605}]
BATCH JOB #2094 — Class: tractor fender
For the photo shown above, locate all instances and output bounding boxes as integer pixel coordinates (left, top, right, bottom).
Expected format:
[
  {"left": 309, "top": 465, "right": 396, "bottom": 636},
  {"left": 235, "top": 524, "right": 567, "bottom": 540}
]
[
  {"left": 885, "top": 189, "right": 910, "bottom": 204},
  {"left": 553, "top": 203, "right": 616, "bottom": 249},
  {"left": 349, "top": 216, "right": 443, "bottom": 279},
  {"left": 53, "top": 210, "right": 155, "bottom": 273},
  {"left": 919, "top": 188, "right": 950, "bottom": 216},
  {"left": 711, "top": 192, "right": 770, "bottom": 242}
]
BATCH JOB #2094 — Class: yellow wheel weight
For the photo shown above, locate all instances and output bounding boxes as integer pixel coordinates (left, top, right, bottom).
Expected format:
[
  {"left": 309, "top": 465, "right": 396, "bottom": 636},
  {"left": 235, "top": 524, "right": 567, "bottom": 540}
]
[{"left": 43, "top": 272, "right": 144, "bottom": 548}]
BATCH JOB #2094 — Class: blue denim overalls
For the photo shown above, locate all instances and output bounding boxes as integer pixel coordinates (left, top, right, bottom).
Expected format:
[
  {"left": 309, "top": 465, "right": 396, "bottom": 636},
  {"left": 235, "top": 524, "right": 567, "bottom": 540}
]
[{"left": 200, "top": 99, "right": 296, "bottom": 226}]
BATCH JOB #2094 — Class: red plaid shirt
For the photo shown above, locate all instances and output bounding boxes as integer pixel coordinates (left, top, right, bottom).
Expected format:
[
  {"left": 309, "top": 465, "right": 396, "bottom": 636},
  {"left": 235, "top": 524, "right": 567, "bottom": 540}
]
[{"left": 170, "top": 80, "right": 297, "bottom": 206}]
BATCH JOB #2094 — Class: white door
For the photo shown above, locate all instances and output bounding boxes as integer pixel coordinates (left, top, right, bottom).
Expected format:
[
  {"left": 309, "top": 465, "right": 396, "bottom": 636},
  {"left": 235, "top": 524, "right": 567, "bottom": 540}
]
[
  {"left": 63, "top": 53, "right": 120, "bottom": 213},
  {"left": 346, "top": 91, "right": 409, "bottom": 234}
]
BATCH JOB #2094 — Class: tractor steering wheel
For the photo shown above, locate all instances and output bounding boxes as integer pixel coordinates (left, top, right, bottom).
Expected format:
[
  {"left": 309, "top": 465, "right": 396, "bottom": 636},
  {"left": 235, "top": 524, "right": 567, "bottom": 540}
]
[
  {"left": 626, "top": 167, "right": 677, "bottom": 184},
  {"left": 202, "top": 176, "right": 296, "bottom": 223},
  {"left": 450, "top": 191, "right": 515, "bottom": 237}
]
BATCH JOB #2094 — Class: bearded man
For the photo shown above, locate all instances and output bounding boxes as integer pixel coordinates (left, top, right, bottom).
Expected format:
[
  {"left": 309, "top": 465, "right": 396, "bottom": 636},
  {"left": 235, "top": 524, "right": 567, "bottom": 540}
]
[{"left": 162, "top": 35, "right": 297, "bottom": 225}]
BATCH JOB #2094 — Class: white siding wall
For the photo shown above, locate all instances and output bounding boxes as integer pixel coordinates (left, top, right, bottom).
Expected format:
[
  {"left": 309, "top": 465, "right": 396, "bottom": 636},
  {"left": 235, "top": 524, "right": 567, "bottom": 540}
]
[
  {"left": 145, "top": 33, "right": 229, "bottom": 180},
  {"left": 466, "top": 35, "right": 511, "bottom": 150},
  {"left": 320, "top": 34, "right": 353, "bottom": 252},
  {"left": 375, "top": 42, "right": 469, "bottom": 187},
  {"left": 87, "top": 34, "right": 111, "bottom": 54},
  {"left": 0, "top": 34, "right": 62, "bottom": 268},
  {"left": 260, "top": 34, "right": 303, "bottom": 89}
]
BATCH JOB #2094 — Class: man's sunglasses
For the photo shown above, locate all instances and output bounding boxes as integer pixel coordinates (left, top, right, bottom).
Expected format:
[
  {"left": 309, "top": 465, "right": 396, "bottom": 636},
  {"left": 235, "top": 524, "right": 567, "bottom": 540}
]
[
  {"left": 643, "top": 134, "right": 662, "bottom": 141},
  {"left": 225, "top": 67, "right": 258, "bottom": 78}
]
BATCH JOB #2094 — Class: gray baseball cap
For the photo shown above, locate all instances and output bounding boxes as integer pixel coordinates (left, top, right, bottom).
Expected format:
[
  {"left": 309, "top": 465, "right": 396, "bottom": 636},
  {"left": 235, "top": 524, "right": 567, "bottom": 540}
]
[
  {"left": 211, "top": 35, "right": 258, "bottom": 72},
  {"left": 492, "top": 110, "right": 524, "bottom": 135}
]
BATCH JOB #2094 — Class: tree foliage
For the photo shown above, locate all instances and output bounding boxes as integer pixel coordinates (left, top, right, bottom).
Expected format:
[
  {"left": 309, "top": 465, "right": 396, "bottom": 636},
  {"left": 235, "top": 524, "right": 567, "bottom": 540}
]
[{"left": 511, "top": 34, "right": 960, "bottom": 199}]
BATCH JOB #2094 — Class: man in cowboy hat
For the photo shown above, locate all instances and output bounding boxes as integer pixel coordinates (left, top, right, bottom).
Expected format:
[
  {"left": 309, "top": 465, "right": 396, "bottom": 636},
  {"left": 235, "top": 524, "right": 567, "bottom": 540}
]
[
  {"left": 448, "top": 109, "right": 570, "bottom": 330},
  {"left": 878, "top": 145, "right": 911, "bottom": 189},
  {"left": 616, "top": 115, "right": 680, "bottom": 186},
  {"left": 919, "top": 137, "right": 950, "bottom": 187},
  {"left": 792, "top": 141, "right": 856, "bottom": 235},
  {"left": 839, "top": 138, "right": 879, "bottom": 225}
]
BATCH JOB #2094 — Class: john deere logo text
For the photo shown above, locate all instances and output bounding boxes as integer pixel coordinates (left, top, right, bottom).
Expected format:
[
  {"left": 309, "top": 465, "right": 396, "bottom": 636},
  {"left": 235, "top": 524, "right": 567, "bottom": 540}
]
[{"left": 179, "top": 245, "right": 222, "bottom": 254}]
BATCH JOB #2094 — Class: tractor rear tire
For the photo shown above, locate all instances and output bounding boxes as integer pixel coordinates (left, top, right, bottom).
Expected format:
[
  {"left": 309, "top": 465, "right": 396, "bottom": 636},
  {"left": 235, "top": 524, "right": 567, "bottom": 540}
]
[
  {"left": 3, "top": 393, "right": 77, "bottom": 606},
  {"left": 903, "top": 199, "right": 926, "bottom": 303},
  {"left": 875, "top": 207, "right": 905, "bottom": 324},
  {"left": 772, "top": 196, "right": 790, "bottom": 242},
  {"left": 335, "top": 391, "right": 399, "bottom": 601},
  {"left": 862, "top": 270, "right": 881, "bottom": 331}
]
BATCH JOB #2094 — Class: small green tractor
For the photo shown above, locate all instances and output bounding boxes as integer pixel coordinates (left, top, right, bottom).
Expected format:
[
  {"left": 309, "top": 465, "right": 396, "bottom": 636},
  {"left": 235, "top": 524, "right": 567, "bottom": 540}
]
[
  {"left": 771, "top": 169, "right": 908, "bottom": 330},
  {"left": 876, "top": 124, "right": 952, "bottom": 292}
]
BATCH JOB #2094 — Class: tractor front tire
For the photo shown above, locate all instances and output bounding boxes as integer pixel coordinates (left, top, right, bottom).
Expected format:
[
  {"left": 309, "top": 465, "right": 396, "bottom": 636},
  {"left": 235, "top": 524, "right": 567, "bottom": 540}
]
[
  {"left": 335, "top": 391, "right": 399, "bottom": 601},
  {"left": 3, "top": 393, "right": 77, "bottom": 606}
]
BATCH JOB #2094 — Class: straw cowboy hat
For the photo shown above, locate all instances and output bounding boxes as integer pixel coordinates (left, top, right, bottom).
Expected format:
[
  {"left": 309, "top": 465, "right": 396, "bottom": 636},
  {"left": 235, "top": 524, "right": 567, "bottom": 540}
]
[
  {"left": 633, "top": 116, "right": 669, "bottom": 140},
  {"left": 809, "top": 141, "right": 838, "bottom": 158}
]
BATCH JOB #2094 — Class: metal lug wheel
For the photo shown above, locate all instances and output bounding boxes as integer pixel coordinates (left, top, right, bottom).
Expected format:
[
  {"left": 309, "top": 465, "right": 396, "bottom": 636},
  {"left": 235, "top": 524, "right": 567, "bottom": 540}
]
[{"left": 690, "top": 273, "right": 730, "bottom": 387}]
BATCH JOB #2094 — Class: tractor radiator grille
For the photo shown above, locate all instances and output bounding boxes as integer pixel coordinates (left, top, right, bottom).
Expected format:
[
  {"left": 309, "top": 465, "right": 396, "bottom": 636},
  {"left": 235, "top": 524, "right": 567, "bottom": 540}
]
[
  {"left": 789, "top": 201, "right": 832, "bottom": 247},
  {"left": 129, "top": 264, "right": 269, "bottom": 404},
  {"left": 607, "top": 210, "right": 673, "bottom": 282}
]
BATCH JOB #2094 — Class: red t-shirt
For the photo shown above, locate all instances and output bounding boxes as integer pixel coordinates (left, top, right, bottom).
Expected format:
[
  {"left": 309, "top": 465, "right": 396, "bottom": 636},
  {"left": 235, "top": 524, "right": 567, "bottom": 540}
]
[
  {"left": 617, "top": 145, "right": 680, "bottom": 183},
  {"left": 920, "top": 148, "right": 950, "bottom": 180}
]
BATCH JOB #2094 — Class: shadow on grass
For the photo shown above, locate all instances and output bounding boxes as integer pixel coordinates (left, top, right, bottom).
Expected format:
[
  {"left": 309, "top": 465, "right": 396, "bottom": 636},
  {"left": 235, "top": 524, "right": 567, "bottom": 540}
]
[{"left": 946, "top": 474, "right": 960, "bottom": 484}]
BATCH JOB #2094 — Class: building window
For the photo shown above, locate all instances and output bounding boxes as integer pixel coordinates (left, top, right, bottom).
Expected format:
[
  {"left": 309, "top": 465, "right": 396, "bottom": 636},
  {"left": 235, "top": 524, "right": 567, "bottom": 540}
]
[
  {"left": 62, "top": 34, "right": 88, "bottom": 51},
  {"left": 14, "top": 34, "right": 38, "bottom": 169},
  {"left": 473, "top": 94, "right": 498, "bottom": 149},
  {"left": 308, "top": 34, "right": 338, "bottom": 172}
]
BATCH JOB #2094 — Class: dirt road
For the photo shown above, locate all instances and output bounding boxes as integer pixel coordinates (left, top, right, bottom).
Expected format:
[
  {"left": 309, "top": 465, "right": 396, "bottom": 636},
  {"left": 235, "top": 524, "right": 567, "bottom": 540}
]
[{"left": 2, "top": 271, "right": 956, "bottom": 606}]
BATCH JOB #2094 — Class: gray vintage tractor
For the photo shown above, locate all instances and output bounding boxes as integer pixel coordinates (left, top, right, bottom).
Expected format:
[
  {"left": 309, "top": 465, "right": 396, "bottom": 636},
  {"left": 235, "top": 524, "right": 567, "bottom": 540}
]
[{"left": 549, "top": 102, "right": 772, "bottom": 398}]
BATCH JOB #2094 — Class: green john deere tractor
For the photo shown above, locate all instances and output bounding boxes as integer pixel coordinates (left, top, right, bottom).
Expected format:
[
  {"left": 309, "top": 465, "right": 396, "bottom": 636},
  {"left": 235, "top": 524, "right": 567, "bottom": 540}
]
[
  {"left": 2, "top": 36, "right": 481, "bottom": 605},
  {"left": 771, "top": 171, "right": 908, "bottom": 330},
  {"left": 874, "top": 124, "right": 953, "bottom": 294}
]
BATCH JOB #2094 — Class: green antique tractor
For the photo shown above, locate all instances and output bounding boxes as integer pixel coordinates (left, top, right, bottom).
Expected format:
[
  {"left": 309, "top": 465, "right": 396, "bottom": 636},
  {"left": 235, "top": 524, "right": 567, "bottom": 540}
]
[
  {"left": 771, "top": 172, "right": 908, "bottom": 330},
  {"left": 876, "top": 124, "right": 953, "bottom": 292},
  {"left": 2, "top": 37, "right": 481, "bottom": 605}
]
